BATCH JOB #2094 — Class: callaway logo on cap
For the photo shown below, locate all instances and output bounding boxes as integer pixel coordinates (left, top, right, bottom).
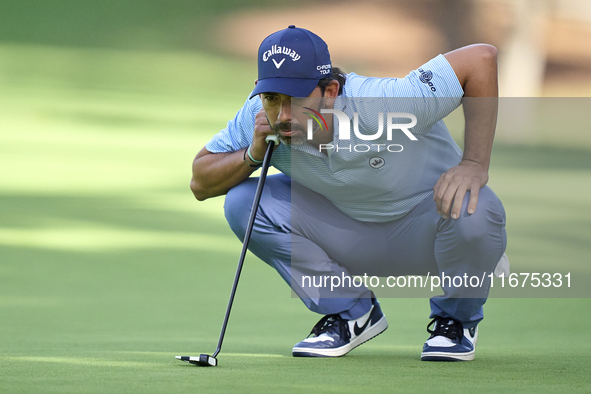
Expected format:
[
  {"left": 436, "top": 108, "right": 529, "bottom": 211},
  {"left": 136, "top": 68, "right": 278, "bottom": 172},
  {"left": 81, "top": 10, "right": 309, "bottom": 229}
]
[{"left": 250, "top": 25, "right": 332, "bottom": 99}]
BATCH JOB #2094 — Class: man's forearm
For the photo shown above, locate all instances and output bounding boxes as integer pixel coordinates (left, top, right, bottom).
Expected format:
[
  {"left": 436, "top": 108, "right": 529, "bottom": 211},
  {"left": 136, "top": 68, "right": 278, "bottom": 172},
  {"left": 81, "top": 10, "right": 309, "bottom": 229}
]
[
  {"left": 444, "top": 44, "right": 499, "bottom": 170},
  {"left": 190, "top": 147, "right": 260, "bottom": 201},
  {"left": 462, "top": 97, "right": 498, "bottom": 171}
]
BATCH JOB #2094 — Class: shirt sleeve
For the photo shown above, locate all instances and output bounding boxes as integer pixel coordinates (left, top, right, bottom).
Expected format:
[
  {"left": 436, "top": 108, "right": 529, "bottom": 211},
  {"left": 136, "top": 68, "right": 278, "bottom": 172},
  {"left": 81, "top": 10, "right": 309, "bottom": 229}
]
[
  {"left": 346, "top": 54, "right": 464, "bottom": 134},
  {"left": 205, "top": 94, "right": 263, "bottom": 153},
  {"left": 392, "top": 54, "right": 464, "bottom": 99}
]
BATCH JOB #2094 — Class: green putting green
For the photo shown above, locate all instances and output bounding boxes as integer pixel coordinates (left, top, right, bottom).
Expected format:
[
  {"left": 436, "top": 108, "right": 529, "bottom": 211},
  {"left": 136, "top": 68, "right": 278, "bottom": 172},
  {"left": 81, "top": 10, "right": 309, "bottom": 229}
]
[{"left": 1, "top": 44, "right": 590, "bottom": 393}]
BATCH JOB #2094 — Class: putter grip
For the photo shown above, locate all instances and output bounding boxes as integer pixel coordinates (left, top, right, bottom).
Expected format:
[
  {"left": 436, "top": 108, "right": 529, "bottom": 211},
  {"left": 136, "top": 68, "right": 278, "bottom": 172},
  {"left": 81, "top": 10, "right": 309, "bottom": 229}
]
[{"left": 265, "top": 135, "right": 279, "bottom": 144}]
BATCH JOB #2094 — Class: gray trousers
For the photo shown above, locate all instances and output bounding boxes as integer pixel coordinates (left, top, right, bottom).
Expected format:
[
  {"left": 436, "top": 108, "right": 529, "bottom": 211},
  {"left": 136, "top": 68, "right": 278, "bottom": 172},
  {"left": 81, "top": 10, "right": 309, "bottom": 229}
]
[{"left": 224, "top": 174, "right": 507, "bottom": 328}]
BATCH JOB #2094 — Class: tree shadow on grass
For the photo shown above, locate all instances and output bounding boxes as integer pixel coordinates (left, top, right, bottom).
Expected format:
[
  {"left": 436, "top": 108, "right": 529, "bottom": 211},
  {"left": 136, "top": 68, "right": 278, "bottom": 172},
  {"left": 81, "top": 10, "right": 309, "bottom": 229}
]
[{"left": 0, "top": 193, "right": 229, "bottom": 235}]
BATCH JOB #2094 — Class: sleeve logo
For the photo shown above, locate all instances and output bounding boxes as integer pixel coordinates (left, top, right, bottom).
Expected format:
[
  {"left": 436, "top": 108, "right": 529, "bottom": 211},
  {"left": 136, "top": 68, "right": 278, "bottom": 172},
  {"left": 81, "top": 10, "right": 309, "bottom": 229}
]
[{"left": 418, "top": 68, "right": 437, "bottom": 92}]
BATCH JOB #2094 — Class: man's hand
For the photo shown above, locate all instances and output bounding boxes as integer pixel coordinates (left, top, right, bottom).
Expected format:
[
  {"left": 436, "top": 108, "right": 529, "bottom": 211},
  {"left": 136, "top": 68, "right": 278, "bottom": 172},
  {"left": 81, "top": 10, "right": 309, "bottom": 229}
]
[
  {"left": 249, "top": 109, "right": 275, "bottom": 161},
  {"left": 433, "top": 160, "right": 489, "bottom": 219}
]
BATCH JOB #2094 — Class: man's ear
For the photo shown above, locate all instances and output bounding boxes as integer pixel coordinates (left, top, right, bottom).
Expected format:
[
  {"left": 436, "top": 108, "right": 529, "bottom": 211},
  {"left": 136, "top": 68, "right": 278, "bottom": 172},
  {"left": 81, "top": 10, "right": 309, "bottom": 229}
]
[
  {"left": 254, "top": 79, "right": 258, "bottom": 86},
  {"left": 322, "top": 80, "right": 340, "bottom": 109},
  {"left": 326, "top": 80, "right": 339, "bottom": 98}
]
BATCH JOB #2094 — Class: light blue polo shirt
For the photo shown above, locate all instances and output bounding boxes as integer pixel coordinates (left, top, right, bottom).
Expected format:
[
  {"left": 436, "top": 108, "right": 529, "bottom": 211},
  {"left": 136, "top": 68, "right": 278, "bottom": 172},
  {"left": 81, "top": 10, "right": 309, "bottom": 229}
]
[{"left": 206, "top": 54, "right": 465, "bottom": 222}]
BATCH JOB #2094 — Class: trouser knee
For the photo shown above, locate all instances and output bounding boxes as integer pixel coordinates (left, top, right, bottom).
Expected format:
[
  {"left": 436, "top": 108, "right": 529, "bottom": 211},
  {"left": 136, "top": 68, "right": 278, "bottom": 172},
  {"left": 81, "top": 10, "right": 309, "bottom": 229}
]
[
  {"left": 224, "top": 179, "right": 257, "bottom": 240},
  {"left": 224, "top": 174, "right": 292, "bottom": 240},
  {"left": 437, "top": 186, "right": 507, "bottom": 278},
  {"left": 446, "top": 187, "right": 506, "bottom": 250}
]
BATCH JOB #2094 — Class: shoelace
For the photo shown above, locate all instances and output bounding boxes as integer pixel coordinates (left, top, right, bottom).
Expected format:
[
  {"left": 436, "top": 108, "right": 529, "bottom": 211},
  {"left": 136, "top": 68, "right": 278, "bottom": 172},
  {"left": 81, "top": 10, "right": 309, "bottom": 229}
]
[
  {"left": 426, "top": 317, "right": 464, "bottom": 342},
  {"left": 308, "top": 314, "right": 351, "bottom": 342}
]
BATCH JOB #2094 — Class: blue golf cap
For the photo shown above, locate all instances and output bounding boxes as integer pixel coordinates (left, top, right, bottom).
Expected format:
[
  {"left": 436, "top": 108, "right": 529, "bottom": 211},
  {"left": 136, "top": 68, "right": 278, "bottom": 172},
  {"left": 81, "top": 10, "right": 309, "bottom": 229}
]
[{"left": 250, "top": 25, "right": 332, "bottom": 99}]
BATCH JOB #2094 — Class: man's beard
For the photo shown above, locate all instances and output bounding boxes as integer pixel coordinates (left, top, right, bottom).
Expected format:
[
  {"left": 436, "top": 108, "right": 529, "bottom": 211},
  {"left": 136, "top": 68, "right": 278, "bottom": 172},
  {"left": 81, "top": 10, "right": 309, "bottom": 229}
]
[
  {"left": 270, "top": 98, "right": 325, "bottom": 146},
  {"left": 270, "top": 121, "right": 321, "bottom": 146}
]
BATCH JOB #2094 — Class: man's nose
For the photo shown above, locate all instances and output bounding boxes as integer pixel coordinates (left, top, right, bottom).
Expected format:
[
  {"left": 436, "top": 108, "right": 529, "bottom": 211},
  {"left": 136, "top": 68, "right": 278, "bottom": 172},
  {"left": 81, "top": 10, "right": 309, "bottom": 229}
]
[{"left": 278, "top": 97, "right": 291, "bottom": 122}]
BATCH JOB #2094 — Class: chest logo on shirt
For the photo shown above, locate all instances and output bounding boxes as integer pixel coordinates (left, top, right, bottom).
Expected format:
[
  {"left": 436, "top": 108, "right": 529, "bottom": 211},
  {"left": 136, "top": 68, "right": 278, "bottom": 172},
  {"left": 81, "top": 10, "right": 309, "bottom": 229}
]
[
  {"left": 418, "top": 68, "right": 437, "bottom": 92},
  {"left": 369, "top": 156, "right": 385, "bottom": 169}
]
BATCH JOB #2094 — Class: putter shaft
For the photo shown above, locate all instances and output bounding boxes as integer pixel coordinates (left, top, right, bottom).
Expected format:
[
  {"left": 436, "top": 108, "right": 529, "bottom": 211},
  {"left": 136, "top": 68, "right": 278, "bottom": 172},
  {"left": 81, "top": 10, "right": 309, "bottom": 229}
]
[{"left": 213, "top": 137, "right": 278, "bottom": 357}]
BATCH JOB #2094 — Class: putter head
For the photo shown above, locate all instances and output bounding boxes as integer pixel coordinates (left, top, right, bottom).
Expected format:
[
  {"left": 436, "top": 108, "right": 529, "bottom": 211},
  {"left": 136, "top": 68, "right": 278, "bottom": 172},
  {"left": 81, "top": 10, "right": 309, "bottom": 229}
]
[{"left": 175, "top": 354, "right": 217, "bottom": 367}]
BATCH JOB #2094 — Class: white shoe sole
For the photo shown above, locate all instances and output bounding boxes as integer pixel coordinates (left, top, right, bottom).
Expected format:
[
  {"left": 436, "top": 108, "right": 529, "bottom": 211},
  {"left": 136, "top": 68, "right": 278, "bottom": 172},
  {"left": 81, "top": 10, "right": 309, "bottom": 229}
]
[
  {"left": 420, "top": 349, "right": 475, "bottom": 361},
  {"left": 292, "top": 315, "right": 388, "bottom": 357}
]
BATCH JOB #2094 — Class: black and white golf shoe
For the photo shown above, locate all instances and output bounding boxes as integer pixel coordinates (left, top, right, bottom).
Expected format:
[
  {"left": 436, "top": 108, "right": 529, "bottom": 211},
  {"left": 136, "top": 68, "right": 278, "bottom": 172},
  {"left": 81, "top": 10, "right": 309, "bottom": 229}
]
[
  {"left": 292, "top": 298, "right": 388, "bottom": 357},
  {"left": 421, "top": 317, "right": 478, "bottom": 361}
]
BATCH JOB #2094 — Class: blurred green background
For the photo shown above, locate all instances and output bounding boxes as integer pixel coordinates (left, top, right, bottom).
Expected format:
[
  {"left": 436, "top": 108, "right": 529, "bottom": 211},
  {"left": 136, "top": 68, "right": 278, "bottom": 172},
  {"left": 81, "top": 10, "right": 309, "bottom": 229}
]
[
  {"left": 1, "top": 1, "right": 590, "bottom": 393},
  {"left": 0, "top": 0, "right": 272, "bottom": 50}
]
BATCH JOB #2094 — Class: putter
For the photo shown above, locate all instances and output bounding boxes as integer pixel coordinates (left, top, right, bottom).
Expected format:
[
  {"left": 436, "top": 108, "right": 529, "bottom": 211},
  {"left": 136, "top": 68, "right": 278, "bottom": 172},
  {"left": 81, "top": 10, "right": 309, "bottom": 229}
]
[{"left": 176, "top": 134, "right": 280, "bottom": 367}]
